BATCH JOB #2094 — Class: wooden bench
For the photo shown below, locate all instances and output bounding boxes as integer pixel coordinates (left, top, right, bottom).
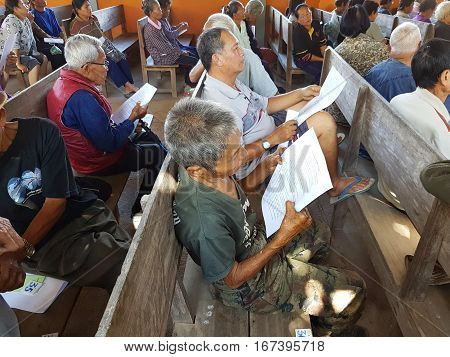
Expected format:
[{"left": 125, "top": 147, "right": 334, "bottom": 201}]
[
  {"left": 321, "top": 48, "right": 450, "bottom": 337},
  {"left": 375, "top": 13, "right": 398, "bottom": 38},
  {"left": 395, "top": 16, "right": 434, "bottom": 42},
  {"left": 50, "top": 4, "right": 73, "bottom": 26},
  {"left": 267, "top": 6, "right": 305, "bottom": 91},
  {"left": 137, "top": 17, "right": 178, "bottom": 98}
]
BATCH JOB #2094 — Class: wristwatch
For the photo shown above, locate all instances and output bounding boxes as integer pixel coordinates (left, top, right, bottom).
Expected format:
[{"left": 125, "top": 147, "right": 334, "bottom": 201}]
[
  {"left": 262, "top": 138, "right": 271, "bottom": 150},
  {"left": 23, "top": 239, "right": 36, "bottom": 259}
]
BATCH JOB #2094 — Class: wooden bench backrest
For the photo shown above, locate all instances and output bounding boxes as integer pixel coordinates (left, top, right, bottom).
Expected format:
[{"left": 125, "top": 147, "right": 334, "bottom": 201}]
[
  {"left": 192, "top": 70, "right": 207, "bottom": 98},
  {"left": 137, "top": 17, "right": 149, "bottom": 66},
  {"left": 4, "top": 67, "right": 62, "bottom": 120},
  {"left": 375, "top": 13, "right": 398, "bottom": 38},
  {"left": 94, "top": 5, "right": 127, "bottom": 36},
  {"left": 50, "top": 4, "right": 73, "bottom": 25},
  {"left": 322, "top": 48, "right": 444, "bottom": 233},
  {"left": 395, "top": 16, "right": 434, "bottom": 42},
  {"left": 321, "top": 49, "right": 366, "bottom": 125},
  {"left": 311, "top": 8, "right": 323, "bottom": 23},
  {"left": 268, "top": 6, "right": 282, "bottom": 53},
  {"left": 280, "top": 15, "right": 294, "bottom": 69},
  {"left": 97, "top": 157, "right": 182, "bottom": 336}
]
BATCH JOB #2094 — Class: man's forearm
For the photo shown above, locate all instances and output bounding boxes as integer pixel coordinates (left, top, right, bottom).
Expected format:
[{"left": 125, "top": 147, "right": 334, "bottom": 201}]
[
  {"left": 224, "top": 234, "right": 289, "bottom": 289},
  {"left": 267, "top": 90, "right": 303, "bottom": 114},
  {"left": 22, "top": 198, "right": 66, "bottom": 246}
]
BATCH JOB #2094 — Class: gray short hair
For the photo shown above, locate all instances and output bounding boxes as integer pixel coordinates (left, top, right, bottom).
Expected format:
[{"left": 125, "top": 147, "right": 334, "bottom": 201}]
[
  {"left": 245, "top": 0, "right": 264, "bottom": 15},
  {"left": 204, "top": 13, "right": 239, "bottom": 34},
  {"left": 164, "top": 98, "right": 239, "bottom": 171},
  {"left": 142, "top": 0, "right": 160, "bottom": 16},
  {"left": 435, "top": 1, "right": 450, "bottom": 21},
  {"left": 390, "top": 22, "right": 422, "bottom": 56},
  {"left": 65, "top": 34, "right": 103, "bottom": 69}
]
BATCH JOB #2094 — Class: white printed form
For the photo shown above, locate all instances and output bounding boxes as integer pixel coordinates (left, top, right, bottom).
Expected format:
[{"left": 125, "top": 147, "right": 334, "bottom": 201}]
[
  {"left": 110, "top": 83, "right": 157, "bottom": 125},
  {"left": 285, "top": 66, "right": 347, "bottom": 125},
  {"left": 0, "top": 33, "right": 17, "bottom": 72},
  {"left": 262, "top": 128, "right": 333, "bottom": 237}
]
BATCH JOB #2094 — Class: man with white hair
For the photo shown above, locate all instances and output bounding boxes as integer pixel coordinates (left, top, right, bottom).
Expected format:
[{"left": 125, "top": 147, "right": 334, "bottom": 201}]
[
  {"left": 365, "top": 22, "right": 422, "bottom": 102},
  {"left": 47, "top": 34, "right": 166, "bottom": 215},
  {"left": 189, "top": 13, "right": 277, "bottom": 97},
  {"left": 434, "top": 0, "right": 450, "bottom": 41}
]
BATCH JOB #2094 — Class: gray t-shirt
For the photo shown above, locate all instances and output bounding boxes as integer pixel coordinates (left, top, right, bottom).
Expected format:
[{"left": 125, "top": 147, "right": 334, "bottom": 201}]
[
  {"left": 173, "top": 167, "right": 293, "bottom": 311},
  {"left": 202, "top": 75, "right": 276, "bottom": 179}
]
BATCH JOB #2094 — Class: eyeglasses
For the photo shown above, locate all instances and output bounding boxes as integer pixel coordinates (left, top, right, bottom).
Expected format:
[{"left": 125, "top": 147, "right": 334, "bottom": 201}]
[{"left": 82, "top": 60, "right": 109, "bottom": 69}]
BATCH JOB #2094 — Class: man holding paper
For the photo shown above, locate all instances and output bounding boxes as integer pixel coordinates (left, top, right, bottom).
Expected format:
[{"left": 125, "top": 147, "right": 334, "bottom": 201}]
[
  {"left": 198, "top": 28, "right": 374, "bottom": 203},
  {"left": 47, "top": 35, "right": 166, "bottom": 214},
  {"left": 166, "top": 98, "right": 367, "bottom": 336}
]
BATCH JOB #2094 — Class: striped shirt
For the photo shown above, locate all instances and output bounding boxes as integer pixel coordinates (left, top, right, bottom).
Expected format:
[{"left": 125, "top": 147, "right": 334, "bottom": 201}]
[{"left": 143, "top": 19, "right": 181, "bottom": 65}]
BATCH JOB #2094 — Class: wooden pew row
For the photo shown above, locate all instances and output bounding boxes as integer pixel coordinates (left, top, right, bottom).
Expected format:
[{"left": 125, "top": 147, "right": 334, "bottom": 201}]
[
  {"left": 97, "top": 73, "right": 312, "bottom": 337},
  {"left": 267, "top": 6, "right": 305, "bottom": 91},
  {"left": 51, "top": 4, "right": 73, "bottom": 25},
  {"left": 321, "top": 48, "right": 449, "bottom": 337},
  {"left": 395, "top": 16, "right": 435, "bottom": 42}
]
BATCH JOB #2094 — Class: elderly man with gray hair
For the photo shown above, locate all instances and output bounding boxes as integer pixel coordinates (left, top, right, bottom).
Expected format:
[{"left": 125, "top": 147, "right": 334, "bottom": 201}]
[
  {"left": 189, "top": 13, "right": 277, "bottom": 97},
  {"left": 166, "top": 98, "right": 367, "bottom": 336},
  {"left": 434, "top": 0, "right": 450, "bottom": 41},
  {"left": 365, "top": 22, "right": 422, "bottom": 102},
  {"left": 198, "top": 27, "right": 375, "bottom": 203},
  {"left": 47, "top": 34, "right": 166, "bottom": 215}
]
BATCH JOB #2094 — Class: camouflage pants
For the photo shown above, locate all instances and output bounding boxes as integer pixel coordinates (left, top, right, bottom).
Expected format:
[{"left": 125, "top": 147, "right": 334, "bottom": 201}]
[{"left": 211, "top": 221, "right": 366, "bottom": 336}]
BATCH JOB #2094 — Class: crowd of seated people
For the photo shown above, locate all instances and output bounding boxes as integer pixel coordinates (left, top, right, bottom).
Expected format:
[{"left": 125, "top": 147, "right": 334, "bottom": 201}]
[
  {"left": 396, "top": 0, "right": 415, "bottom": 18},
  {"left": 323, "top": 0, "right": 349, "bottom": 47},
  {"left": 69, "top": 0, "right": 139, "bottom": 98},
  {"left": 413, "top": 0, "right": 437, "bottom": 22}
]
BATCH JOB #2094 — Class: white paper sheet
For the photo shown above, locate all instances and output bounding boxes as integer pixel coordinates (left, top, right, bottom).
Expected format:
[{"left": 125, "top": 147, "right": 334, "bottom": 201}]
[
  {"left": 1, "top": 274, "right": 68, "bottom": 313},
  {"left": 291, "top": 66, "right": 347, "bottom": 126},
  {"left": 110, "top": 83, "right": 157, "bottom": 125},
  {"left": 262, "top": 128, "right": 333, "bottom": 237},
  {"left": 0, "top": 33, "right": 17, "bottom": 72},
  {"left": 44, "top": 37, "right": 64, "bottom": 44}
]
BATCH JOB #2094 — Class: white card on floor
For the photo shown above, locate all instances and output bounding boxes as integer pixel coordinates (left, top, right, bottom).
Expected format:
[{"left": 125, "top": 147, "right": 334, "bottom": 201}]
[
  {"left": 262, "top": 128, "right": 332, "bottom": 237},
  {"left": 111, "top": 83, "right": 157, "bottom": 125}
]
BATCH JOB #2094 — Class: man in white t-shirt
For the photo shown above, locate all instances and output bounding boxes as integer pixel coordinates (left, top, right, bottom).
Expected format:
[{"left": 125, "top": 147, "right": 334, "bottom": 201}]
[{"left": 197, "top": 27, "right": 375, "bottom": 203}]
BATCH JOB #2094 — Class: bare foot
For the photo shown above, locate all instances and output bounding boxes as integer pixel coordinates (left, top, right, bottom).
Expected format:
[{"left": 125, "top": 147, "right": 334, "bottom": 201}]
[{"left": 328, "top": 176, "right": 372, "bottom": 197}]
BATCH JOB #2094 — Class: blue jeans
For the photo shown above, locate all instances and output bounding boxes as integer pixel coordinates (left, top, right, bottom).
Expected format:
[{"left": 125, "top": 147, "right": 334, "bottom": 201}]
[
  {"left": 107, "top": 57, "right": 134, "bottom": 88},
  {"left": 294, "top": 58, "right": 323, "bottom": 84}
]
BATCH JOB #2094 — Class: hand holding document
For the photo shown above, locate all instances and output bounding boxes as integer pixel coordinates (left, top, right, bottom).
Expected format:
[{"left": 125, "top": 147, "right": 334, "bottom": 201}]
[
  {"left": 0, "top": 33, "right": 17, "bottom": 72},
  {"left": 1, "top": 273, "right": 68, "bottom": 313},
  {"left": 262, "top": 128, "right": 333, "bottom": 237},
  {"left": 111, "top": 83, "right": 157, "bottom": 125},
  {"left": 286, "top": 66, "right": 347, "bottom": 125}
]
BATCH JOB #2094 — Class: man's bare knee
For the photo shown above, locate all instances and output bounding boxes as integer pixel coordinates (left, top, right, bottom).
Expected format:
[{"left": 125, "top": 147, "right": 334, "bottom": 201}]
[{"left": 307, "top": 111, "right": 337, "bottom": 136}]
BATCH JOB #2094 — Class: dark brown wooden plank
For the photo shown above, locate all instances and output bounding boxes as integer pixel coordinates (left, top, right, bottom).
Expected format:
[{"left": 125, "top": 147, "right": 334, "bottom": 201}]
[
  {"left": 97, "top": 158, "right": 183, "bottom": 336},
  {"left": 62, "top": 287, "right": 109, "bottom": 336},
  {"left": 14, "top": 287, "right": 80, "bottom": 337},
  {"left": 51, "top": 4, "right": 73, "bottom": 25},
  {"left": 94, "top": 5, "right": 125, "bottom": 33}
]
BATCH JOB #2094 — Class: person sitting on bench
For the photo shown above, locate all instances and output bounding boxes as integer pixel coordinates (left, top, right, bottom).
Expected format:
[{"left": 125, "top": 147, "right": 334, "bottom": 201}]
[
  {"left": 396, "top": 0, "right": 415, "bottom": 18},
  {"left": 0, "top": 90, "right": 130, "bottom": 294},
  {"left": 0, "top": 0, "right": 49, "bottom": 86},
  {"left": 412, "top": 0, "right": 436, "bottom": 23},
  {"left": 378, "top": 39, "right": 450, "bottom": 210},
  {"left": 292, "top": 4, "right": 328, "bottom": 84},
  {"left": 0, "top": 217, "right": 25, "bottom": 337},
  {"left": 0, "top": 51, "right": 18, "bottom": 93},
  {"left": 158, "top": 0, "right": 197, "bottom": 57},
  {"left": 189, "top": 13, "right": 278, "bottom": 97},
  {"left": 223, "top": 1, "right": 252, "bottom": 50},
  {"left": 335, "top": 4, "right": 388, "bottom": 77},
  {"left": 166, "top": 98, "right": 367, "bottom": 337},
  {"left": 323, "top": 0, "right": 349, "bottom": 48},
  {"left": 141, "top": 0, "right": 199, "bottom": 96},
  {"left": 47, "top": 34, "right": 166, "bottom": 214},
  {"left": 69, "top": 0, "right": 139, "bottom": 98},
  {"left": 365, "top": 22, "right": 422, "bottom": 102},
  {"left": 362, "top": 1, "right": 384, "bottom": 43},
  {"left": 434, "top": 1, "right": 450, "bottom": 41},
  {"left": 29, "top": 0, "right": 66, "bottom": 70},
  {"left": 198, "top": 27, "right": 375, "bottom": 203}
]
